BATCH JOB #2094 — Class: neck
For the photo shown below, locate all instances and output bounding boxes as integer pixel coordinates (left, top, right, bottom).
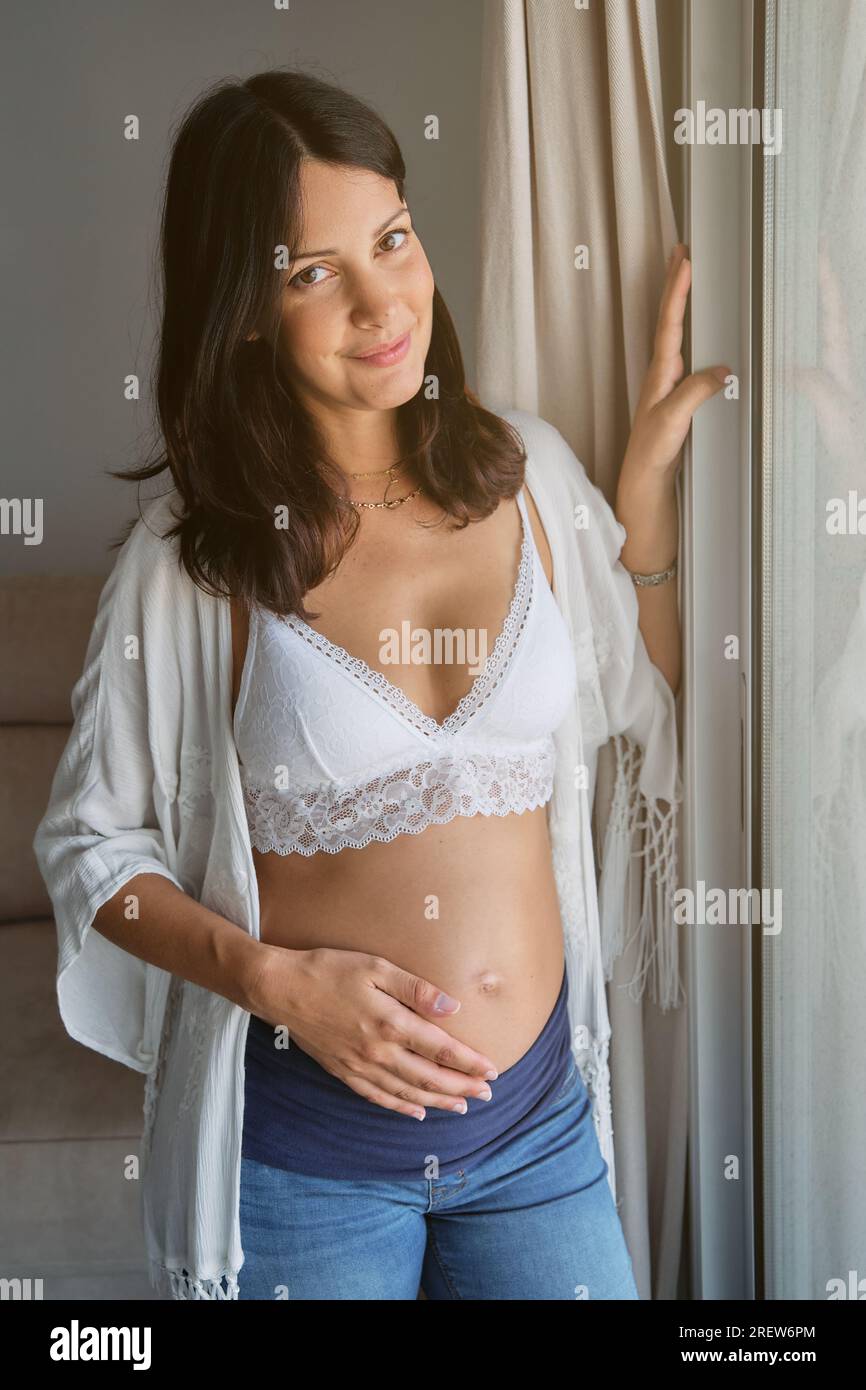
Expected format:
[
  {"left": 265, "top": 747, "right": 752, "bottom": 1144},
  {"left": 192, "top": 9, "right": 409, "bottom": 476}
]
[{"left": 310, "top": 401, "right": 404, "bottom": 480}]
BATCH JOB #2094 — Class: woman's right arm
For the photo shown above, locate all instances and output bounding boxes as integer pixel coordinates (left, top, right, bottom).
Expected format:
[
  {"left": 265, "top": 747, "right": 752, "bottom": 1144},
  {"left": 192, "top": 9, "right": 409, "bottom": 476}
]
[
  {"left": 90, "top": 871, "right": 275, "bottom": 1014},
  {"left": 91, "top": 874, "right": 499, "bottom": 1119}
]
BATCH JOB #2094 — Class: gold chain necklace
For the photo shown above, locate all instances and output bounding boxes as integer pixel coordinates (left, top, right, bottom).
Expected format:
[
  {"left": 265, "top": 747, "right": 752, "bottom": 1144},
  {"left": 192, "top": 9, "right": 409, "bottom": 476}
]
[
  {"left": 349, "top": 461, "right": 405, "bottom": 480},
  {"left": 347, "top": 483, "right": 424, "bottom": 510},
  {"left": 323, "top": 457, "right": 420, "bottom": 509}
]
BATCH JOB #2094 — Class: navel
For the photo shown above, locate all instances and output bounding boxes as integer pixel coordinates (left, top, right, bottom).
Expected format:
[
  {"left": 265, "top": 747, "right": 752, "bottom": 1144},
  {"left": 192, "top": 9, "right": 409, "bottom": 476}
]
[{"left": 475, "top": 970, "right": 503, "bottom": 996}]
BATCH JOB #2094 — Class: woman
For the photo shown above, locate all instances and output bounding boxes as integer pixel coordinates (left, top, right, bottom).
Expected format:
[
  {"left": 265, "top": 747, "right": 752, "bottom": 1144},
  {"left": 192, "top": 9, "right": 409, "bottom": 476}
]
[{"left": 33, "top": 69, "right": 722, "bottom": 1299}]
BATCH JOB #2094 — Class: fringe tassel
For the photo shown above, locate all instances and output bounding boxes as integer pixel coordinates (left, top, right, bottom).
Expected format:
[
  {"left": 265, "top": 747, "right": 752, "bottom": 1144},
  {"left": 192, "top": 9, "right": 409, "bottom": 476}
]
[
  {"left": 576, "top": 1033, "right": 616, "bottom": 1196},
  {"left": 598, "top": 733, "right": 684, "bottom": 1011},
  {"left": 149, "top": 1258, "right": 240, "bottom": 1301}
]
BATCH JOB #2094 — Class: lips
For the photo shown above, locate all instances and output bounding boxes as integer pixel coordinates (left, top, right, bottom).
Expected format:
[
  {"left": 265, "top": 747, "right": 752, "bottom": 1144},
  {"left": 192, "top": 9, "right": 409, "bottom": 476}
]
[{"left": 351, "top": 330, "right": 411, "bottom": 360}]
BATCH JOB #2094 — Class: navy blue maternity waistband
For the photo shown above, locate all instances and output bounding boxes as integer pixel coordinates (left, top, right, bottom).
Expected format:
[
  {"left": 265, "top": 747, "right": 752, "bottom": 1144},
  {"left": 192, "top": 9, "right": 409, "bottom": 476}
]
[{"left": 241, "top": 964, "right": 572, "bottom": 1181}]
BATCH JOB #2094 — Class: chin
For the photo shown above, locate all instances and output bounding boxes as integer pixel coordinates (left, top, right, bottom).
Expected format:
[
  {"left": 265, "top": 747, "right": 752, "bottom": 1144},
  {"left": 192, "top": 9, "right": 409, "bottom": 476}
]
[
  {"left": 358, "top": 383, "right": 422, "bottom": 412},
  {"left": 358, "top": 360, "right": 427, "bottom": 409},
  {"left": 396, "top": 365, "right": 429, "bottom": 407}
]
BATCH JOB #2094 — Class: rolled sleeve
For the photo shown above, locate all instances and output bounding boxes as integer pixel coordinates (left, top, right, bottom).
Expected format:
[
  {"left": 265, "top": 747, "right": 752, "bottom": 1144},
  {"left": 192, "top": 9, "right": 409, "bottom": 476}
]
[{"left": 32, "top": 518, "right": 186, "bottom": 1072}]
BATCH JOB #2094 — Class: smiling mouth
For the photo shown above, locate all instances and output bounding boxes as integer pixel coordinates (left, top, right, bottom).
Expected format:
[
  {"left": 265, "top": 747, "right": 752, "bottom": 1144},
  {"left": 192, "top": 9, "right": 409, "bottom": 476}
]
[{"left": 350, "top": 331, "right": 412, "bottom": 364}]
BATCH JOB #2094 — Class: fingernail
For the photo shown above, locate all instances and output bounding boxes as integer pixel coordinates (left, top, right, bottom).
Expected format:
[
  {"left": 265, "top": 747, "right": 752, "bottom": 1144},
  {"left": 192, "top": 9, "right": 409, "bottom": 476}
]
[
  {"left": 478, "top": 1086, "right": 493, "bottom": 1101},
  {"left": 485, "top": 1069, "right": 498, "bottom": 1080},
  {"left": 433, "top": 992, "right": 460, "bottom": 1013}
]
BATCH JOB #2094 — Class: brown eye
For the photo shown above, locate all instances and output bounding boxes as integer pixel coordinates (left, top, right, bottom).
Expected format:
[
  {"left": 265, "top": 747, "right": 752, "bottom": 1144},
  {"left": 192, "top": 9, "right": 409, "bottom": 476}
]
[
  {"left": 380, "top": 227, "right": 412, "bottom": 253},
  {"left": 288, "top": 264, "right": 329, "bottom": 291}
]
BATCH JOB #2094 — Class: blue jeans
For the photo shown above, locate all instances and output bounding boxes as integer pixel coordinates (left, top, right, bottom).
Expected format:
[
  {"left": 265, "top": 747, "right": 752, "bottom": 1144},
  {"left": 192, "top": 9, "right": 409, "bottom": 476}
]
[{"left": 238, "top": 1055, "right": 639, "bottom": 1300}]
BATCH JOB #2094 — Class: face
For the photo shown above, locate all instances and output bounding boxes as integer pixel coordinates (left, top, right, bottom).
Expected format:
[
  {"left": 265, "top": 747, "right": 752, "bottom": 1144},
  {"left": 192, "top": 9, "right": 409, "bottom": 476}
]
[{"left": 260, "top": 160, "right": 435, "bottom": 426}]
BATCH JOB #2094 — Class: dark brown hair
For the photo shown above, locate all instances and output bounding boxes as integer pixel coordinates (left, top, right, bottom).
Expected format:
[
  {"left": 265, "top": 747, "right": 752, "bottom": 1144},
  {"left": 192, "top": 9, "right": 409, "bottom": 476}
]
[{"left": 113, "top": 67, "right": 526, "bottom": 620}]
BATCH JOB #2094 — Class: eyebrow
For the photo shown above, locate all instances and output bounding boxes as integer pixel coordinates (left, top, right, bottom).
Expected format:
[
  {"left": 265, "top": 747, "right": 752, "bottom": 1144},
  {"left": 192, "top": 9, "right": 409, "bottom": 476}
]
[{"left": 290, "top": 207, "right": 409, "bottom": 262}]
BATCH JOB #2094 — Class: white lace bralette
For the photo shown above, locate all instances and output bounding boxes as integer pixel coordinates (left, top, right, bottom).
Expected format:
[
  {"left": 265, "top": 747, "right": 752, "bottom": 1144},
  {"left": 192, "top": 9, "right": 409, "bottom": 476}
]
[{"left": 232, "top": 488, "right": 577, "bottom": 855}]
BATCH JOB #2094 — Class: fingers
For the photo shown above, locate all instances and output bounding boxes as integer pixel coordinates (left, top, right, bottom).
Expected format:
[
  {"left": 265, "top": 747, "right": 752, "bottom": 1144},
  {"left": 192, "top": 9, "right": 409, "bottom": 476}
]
[
  {"left": 374, "top": 956, "right": 463, "bottom": 1020},
  {"left": 372, "top": 1045, "right": 496, "bottom": 1104},
  {"left": 340, "top": 1072, "right": 430, "bottom": 1120},
  {"left": 641, "top": 247, "right": 691, "bottom": 408},
  {"left": 381, "top": 1005, "right": 500, "bottom": 1084},
  {"left": 347, "top": 1055, "right": 493, "bottom": 1117},
  {"left": 654, "top": 245, "right": 690, "bottom": 352},
  {"left": 664, "top": 365, "right": 730, "bottom": 425},
  {"left": 372, "top": 958, "right": 498, "bottom": 1079}
]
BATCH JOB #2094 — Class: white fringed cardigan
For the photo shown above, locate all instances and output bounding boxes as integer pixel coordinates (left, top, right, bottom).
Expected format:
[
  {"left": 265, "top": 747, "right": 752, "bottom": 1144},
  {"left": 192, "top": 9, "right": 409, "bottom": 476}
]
[{"left": 32, "top": 407, "right": 682, "bottom": 1299}]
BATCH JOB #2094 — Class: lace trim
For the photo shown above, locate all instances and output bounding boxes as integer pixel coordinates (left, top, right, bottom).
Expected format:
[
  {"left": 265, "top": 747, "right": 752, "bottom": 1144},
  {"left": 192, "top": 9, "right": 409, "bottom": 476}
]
[
  {"left": 576, "top": 1033, "right": 614, "bottom": 1192},
  {"left": 241, "top": 745, "right": 556, "bottom": 855},
  {"left": 279, "top": 520, "right": 534, "bottom": 739}
]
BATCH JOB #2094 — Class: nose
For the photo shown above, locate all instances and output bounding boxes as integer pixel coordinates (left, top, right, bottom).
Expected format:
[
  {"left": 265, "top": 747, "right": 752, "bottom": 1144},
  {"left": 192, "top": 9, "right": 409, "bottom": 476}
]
[
  {"left": 348, "top": 276, "right": 403, "bottom": 327},
  {"left": 351, "top": 302, "right": 401, "bottom": 333}
]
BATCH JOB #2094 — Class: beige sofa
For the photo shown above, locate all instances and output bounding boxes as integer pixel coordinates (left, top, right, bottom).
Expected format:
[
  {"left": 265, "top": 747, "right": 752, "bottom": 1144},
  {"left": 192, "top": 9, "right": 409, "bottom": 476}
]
[{"left": 1, "top": 573, "right": 159, "bottom": 1300}]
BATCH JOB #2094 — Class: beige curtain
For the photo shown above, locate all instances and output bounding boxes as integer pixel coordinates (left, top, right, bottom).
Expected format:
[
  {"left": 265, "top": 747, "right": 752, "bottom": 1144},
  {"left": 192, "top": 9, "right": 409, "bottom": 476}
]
[{"left": 475, "top": 0, "right": 687, "bottom": 1300}]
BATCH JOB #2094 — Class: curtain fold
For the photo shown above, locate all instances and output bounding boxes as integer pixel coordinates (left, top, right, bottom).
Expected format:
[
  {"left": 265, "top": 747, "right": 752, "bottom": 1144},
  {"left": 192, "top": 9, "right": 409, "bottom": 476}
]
[{"left": 476, "top": 0, "right": 686, "bottom": 1300}]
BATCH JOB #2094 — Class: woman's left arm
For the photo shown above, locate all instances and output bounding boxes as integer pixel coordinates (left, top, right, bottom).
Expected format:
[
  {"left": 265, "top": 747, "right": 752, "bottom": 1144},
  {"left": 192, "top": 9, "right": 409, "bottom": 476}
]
[{"left": 614, "top": 243, "right": 731, "bottom": 698}]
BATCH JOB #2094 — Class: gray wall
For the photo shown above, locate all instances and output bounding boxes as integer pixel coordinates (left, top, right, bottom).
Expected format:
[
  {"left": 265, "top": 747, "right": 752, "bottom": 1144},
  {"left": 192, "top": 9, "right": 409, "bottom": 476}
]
[{"left": 1, "top": 0, "right": 483, "bottom": 574}]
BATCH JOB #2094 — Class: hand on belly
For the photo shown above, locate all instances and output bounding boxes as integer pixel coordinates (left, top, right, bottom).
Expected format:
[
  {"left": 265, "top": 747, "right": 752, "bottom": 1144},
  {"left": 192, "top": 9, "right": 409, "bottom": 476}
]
[
  {"left": 250, "top": 942, "right": 502, "bottom": 1121},
  {"left": 251, "top": 807, "right": 567, "bottom": 1080}
]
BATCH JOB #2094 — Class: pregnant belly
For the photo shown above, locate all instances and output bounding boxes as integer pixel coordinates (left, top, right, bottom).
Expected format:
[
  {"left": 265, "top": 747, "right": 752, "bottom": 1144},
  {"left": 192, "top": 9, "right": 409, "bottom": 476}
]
[{"left": 252, "top": 806, "right": 567, "bottom": 1074}]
